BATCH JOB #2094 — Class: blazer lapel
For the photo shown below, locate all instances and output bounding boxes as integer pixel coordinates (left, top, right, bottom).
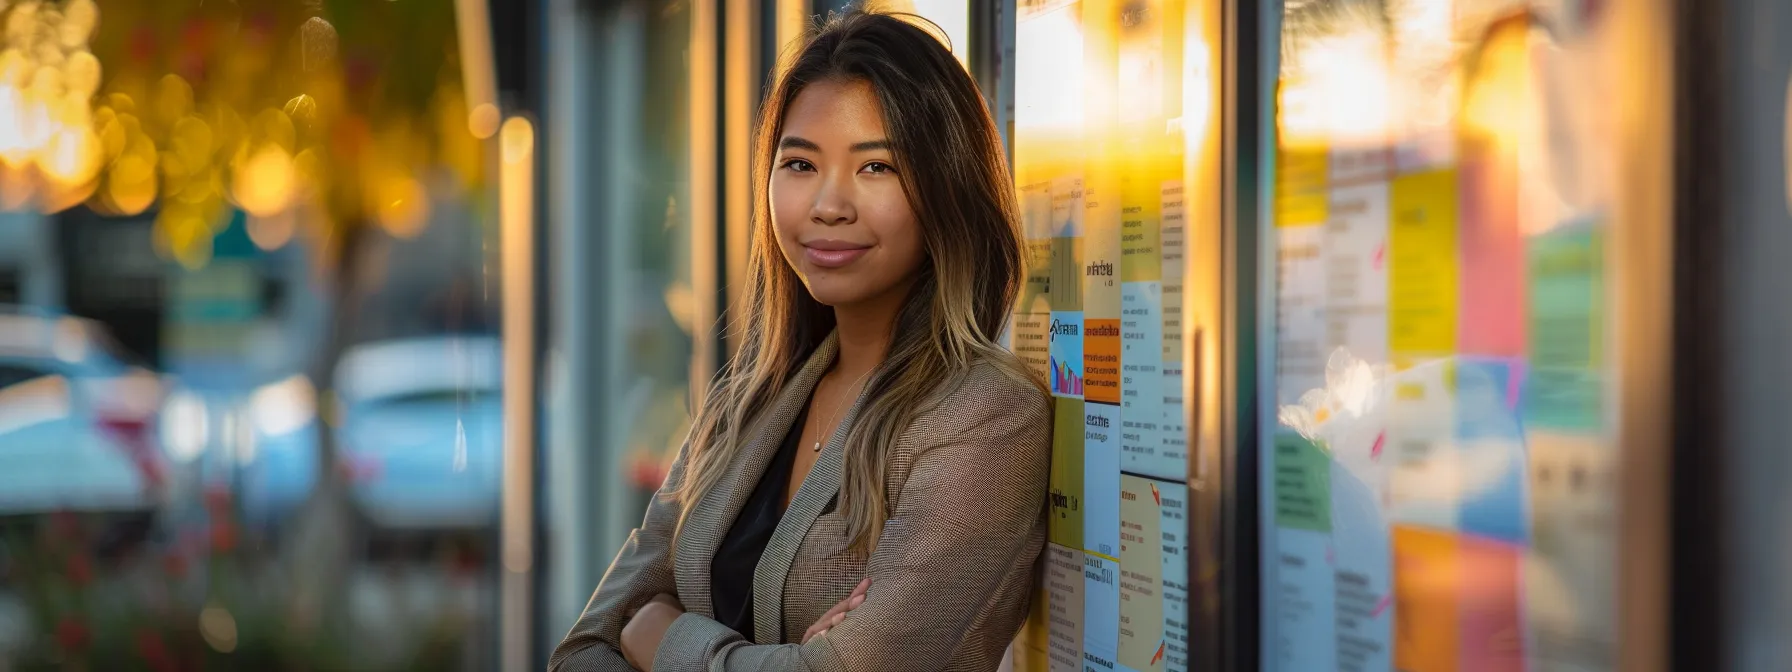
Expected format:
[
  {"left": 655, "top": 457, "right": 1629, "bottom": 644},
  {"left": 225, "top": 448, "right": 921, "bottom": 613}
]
[
  {"left": 673, "top": 334, "right": 838, "bottom": 619},
  {"left": 752, "top": 337, "right": 868, "bottom": 644}
]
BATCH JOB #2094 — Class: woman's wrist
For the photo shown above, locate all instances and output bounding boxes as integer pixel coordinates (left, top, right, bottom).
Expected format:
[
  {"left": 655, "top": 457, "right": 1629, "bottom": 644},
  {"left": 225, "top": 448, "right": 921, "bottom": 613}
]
[{"left": 622, "top": 595, "right": 685, "bottom": 670}]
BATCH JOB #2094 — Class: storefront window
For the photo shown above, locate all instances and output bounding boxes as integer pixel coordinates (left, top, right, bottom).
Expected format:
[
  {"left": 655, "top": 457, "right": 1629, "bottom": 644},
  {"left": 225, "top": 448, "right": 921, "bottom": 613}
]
[
  {"left": 1260, "top": 2, "right": 1626, "bottom": 670},
  {"left": 1008, "top": 2, "right": 1207, "bottom": 671}
]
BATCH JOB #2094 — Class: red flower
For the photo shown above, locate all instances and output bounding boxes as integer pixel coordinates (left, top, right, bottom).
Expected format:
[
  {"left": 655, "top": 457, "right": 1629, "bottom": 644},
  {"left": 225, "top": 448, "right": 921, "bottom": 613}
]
[
  {"left": 209, "top": 520, "right": 237, "bottom": 554},
  {"left": 136, "top": 629, "right": 170, "bottom": 670},
  {"left": 55, "top": 617, "right": 89, "bottom": 651},
  {"left": 65, "top": 554, "right": 93, "bottom": 587}
]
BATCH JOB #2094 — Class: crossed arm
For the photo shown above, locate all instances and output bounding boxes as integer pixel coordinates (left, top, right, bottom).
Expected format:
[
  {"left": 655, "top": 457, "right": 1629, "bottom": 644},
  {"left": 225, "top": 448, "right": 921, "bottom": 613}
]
[{"left": 549, "top": 396, "right": 1050, "bottom": 672}]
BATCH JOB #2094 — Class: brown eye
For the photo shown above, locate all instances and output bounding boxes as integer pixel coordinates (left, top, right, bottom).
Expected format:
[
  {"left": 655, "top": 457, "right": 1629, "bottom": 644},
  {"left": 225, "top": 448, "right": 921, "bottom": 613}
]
[
  {"left": 861, "top": 161, "right": 896, "bottom": 175},
  {"left": 782, "top": 159, "right": 816, "bottom": 172}
]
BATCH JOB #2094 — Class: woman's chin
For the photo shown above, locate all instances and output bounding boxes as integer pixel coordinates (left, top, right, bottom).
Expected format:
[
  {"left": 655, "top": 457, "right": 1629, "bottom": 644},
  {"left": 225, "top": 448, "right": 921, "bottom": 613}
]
[{"left": 804, "top": 284, "right": 869, "bottom": 308}]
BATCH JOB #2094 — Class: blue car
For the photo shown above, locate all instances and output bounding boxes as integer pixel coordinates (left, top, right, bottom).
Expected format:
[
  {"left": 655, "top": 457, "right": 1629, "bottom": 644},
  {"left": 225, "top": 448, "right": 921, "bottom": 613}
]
[
  {"left": 0, "top": 309, "right": 167, "bottom": 517},
  {"left": 238, "top": 336, "right": 503, "bottom": 533}
]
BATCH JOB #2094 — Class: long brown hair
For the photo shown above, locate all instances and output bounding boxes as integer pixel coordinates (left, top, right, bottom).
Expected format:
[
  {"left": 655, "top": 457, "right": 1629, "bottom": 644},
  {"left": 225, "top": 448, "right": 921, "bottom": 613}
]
[{"left": 667, "top": 10, "right": 1039, "bottom": 554}]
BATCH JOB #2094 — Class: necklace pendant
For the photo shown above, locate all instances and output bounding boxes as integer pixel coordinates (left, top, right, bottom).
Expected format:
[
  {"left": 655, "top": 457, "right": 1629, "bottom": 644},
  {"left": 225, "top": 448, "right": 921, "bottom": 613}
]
[{"left": 812, "top": 441, "right": 822, "bottom": 452}]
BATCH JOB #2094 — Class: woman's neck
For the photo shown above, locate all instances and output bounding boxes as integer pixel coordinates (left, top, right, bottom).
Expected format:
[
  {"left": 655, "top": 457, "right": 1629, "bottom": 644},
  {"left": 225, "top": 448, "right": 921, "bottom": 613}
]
[{"left": 830, "top": 289, "right": 906, "bottom": 377}]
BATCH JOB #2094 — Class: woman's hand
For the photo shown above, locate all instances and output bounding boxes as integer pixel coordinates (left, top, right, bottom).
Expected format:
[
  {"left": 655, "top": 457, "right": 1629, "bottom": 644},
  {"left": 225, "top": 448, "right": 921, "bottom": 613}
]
[
  {"left": 801, "top": 579, "right": 870, "bottom": 644},
  {"left": 621, "top": 593, "right": 684, "bottom": 670}
]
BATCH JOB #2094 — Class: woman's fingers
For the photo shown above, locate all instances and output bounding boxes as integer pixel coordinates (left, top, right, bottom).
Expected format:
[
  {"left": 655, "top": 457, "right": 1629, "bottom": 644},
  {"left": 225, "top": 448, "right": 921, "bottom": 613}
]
[{"left": 803, "top": 579, "right": 871, "bottom": 644}]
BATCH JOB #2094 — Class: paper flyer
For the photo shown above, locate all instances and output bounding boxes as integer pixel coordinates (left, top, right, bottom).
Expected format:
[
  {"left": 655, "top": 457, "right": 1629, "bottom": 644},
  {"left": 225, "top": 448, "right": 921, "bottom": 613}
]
[
  {"left": 1277, "top": 145, "right": 1329, "bottom": 228},
  {"left": 1121, "top": 283, "right": 1168, "bottom": 477},
  {"left": 1052, "top": 312, "right": 1088, "bottom": 398},
  {"left": 1157, "top": 482, "right": 1190, "bottom": 672},
  {"left": 1272, "top": 431, "right": 1331, "bottom": 533},
  {"left": 1523, "top": 222, "right": 1604, "bottom": 433},
  {"left": 1047, "top": 543, "right": 1089, "bottom": 672},
  {"left": 1121, "top": 162, "right": 1169, "bottom": 479},
  {"left": 1083, "top": 552, "right": 1121, "bottom": 672},
  {"left": 1016, "top": 181, "right": 1058, "bottom": 381},
  {"left": 1456, "top": 151, "right": 1526, "bottom": 359},
  {"left": 1275, "top": 225, "right": 1326, "bottom": 405},
  {"left": 1455, "top": 357, "right": 1529, "bottom": 544},
  {"left": 1524, "top": 431, "right": 1617, "bottom": 671},
  {"left": 1458, "top": 536, "right": 1526, "bottom": 672},
  {"left": 1052, "top": 177, "right": 1088, "bottom": 307},
  {"left": 1388, "top": 169, "right": 1460, "bottom": 359},
  {"left": 1016, "top": 580, "right": 1054, "bottom": 672},
  {"left": 1270, "top": 429, "right": 1338, "bottom": 672},
  {"left": 1386, "top": 356, "right": 1460, "bottom": 531},
  {"left": 1119, "top": 476, "right": 1167, "bottom": 672},
  {"left": 1270, "top": 527, "right": 1337, "bottom": 671},
  {"left": 1330, "top": 458, "right": 1393, "bottom": 672},
  {"left": 1051, "top": 397, "right": 1087, "bottom": 548},
  {"left": 1159, "top": 179, "right": 1189, "bottom": 478},
  {"left": 1084, "top": 403, "right": 1122, "bottom": 560},
  {"left": 1392, "top": 526, "right": 1461, "bottom": 672},
  {"left": 1323, "top": 182, "right": 1390, "bottom": 365}
]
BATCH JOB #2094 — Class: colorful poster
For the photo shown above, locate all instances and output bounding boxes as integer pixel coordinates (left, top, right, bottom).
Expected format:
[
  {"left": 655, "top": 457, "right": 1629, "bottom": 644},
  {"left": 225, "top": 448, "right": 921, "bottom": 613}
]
[
  {"left": 1119, "top": 476, "right": 1167, "bottom": 672},
  {"left": 1052, "top": 312, "right": 1087, "bottom": 398}
]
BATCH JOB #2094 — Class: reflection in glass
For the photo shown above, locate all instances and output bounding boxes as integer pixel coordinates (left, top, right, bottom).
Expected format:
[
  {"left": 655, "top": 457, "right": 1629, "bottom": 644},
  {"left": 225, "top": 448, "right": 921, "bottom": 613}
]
[{"left": 1261, "top": 2, "right": 1623, "bottom": 670}]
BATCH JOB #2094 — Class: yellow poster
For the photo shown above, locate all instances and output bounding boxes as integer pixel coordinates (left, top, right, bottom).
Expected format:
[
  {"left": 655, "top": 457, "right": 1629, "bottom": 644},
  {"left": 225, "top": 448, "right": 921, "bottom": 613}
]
[{"left": 1388, "top": 169, "right": 1459, "bottom": 356}]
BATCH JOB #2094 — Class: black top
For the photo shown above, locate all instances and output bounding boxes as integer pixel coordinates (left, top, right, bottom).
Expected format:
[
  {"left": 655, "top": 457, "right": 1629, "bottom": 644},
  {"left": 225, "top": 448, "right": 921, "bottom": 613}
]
[{"left": 711, "top": 407, "right": 808, "bottom": 642}]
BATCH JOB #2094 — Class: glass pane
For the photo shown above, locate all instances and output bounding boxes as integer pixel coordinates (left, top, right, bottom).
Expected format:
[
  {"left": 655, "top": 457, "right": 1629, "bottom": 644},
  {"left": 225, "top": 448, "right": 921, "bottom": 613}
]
[
  {"left": 1260, "top": 2, "right": 1629, "bottom": 670},
  {"left": 0, "top": 1, "right": 505, "bottom": 666},
  {"left": 1007, "top": 2, "right": 1212, "bottom": 671},
  {"left": 613, "top": 0, "right": 697, "bottom": 538}
]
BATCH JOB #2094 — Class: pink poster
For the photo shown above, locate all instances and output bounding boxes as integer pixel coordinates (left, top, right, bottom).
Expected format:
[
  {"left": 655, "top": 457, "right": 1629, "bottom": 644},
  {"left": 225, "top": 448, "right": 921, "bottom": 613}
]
[{"left": 1456, "top": 151, "right": 1526, "bottom": 357}]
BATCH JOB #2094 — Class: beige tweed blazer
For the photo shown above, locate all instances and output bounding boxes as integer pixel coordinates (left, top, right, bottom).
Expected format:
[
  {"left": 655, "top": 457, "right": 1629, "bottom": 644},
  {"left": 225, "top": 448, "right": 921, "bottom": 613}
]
[{"left": 549, "top": 334, "right": 1053, "bottom": 671}]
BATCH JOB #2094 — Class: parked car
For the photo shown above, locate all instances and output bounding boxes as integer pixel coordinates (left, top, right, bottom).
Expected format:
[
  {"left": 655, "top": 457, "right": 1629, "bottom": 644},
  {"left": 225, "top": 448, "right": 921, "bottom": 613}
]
[
  {"left": 237, "top": 335, "right": 502, "bottom": 537},
  {"left": 0, "top": 309, "right": 166, "bottom": 563}
]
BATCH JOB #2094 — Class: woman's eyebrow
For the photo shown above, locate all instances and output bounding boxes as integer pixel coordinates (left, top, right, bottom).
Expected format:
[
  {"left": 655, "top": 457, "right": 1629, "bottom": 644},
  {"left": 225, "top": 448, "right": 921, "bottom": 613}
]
[
  {"left": 778, "top": 136, "right": 821, "bottom": 151},
  {"left": 850, "top": 139, "right": 891, "bottom": 152}
]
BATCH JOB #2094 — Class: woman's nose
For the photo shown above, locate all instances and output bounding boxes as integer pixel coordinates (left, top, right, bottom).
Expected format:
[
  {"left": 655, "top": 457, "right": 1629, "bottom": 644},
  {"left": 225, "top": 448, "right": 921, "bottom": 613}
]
[{"left": 809, "top": 174, "right": 857, "bottom": 226}]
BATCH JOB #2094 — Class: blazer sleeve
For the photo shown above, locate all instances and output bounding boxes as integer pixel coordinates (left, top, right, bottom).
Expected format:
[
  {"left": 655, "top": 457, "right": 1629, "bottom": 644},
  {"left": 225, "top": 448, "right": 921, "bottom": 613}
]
[
  {"left": 549, "top": 439, "right": 693, "bottom": 671},
  {"left": 648, "top": 384, "right": 1052, "bottom": 672}
]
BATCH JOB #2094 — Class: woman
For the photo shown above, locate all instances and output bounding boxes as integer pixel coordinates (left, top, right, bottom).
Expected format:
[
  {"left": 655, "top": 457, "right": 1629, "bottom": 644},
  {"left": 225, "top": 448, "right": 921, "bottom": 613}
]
[{"left": 550, "top": 10, "right": 1051, "bottom": 672}]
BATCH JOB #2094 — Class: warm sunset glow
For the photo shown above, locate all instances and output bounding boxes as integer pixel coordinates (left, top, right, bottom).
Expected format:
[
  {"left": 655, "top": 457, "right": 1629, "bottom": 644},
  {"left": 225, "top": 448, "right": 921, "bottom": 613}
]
[{"left": 234, "top": 143, "right": 297, "bottom": 217}]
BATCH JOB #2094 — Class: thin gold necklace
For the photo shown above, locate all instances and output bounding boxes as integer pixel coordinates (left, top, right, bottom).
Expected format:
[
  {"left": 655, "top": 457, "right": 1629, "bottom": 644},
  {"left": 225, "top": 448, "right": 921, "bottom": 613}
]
[{"left": 810, "top": 366, "right": 874, "bottom": 452}]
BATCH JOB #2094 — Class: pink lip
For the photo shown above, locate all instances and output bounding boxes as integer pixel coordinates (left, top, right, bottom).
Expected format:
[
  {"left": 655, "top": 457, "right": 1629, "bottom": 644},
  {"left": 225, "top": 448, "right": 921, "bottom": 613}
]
[{"left": 803, "top": 241, "right": 870, "bottom": 268}]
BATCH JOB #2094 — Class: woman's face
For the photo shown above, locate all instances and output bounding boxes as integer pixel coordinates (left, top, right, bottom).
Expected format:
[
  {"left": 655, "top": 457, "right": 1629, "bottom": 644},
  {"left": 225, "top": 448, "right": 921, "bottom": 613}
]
[{"left": 770, "top": 78, "right": 926, "bottom": 310}]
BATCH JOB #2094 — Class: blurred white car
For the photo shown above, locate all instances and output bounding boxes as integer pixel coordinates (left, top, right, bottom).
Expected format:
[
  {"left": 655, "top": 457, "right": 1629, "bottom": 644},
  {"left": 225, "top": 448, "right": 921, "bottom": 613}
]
[
  {"left": 238, "top": 336, "right": 502, "bottom": 533},
  {"left": 0, "top": 309, "right": 166, "bottom": 515}
]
